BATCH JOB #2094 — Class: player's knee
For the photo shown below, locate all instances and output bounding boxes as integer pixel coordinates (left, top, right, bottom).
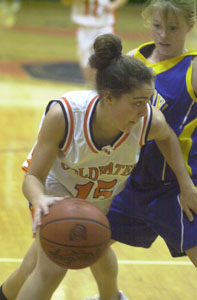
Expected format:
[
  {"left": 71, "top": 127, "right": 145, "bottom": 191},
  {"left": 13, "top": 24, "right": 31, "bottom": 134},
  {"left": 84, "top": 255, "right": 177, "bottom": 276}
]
[
  {"left": 41, "top": 268, "right": 66, "bottom": 285},
  {"left": 17, "top": 261, "right": 35, "bottom": 280},
  {"left": 18, "top": 251, "right": 37, "bottom": 278},
  {"left": 91, "top": 246, "right": 118, "bottom": 276},
  {"left": 37, "top": 258, "right": 67, "bottom": 282}
]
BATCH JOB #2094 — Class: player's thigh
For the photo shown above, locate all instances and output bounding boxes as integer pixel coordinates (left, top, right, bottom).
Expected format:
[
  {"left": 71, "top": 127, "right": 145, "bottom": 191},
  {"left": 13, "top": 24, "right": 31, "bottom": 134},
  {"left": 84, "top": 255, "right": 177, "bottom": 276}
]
[
  {"left": 35, "top": 229, "right": 67, "bottom": 278},
  {"left": 19, "top": 240, "right": 37, "bottom": 272}
]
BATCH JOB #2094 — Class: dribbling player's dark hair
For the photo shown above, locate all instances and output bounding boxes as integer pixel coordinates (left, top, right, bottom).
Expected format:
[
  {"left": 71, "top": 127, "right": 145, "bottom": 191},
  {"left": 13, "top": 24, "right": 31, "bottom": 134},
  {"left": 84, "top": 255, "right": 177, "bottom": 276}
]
[{"left": 89, "top": 34, "right": 154, "bottom": 98}]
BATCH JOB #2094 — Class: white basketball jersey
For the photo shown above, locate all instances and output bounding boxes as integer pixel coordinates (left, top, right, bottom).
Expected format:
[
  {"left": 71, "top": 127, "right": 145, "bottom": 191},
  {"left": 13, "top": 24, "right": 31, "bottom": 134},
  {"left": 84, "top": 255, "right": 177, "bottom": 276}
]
[
  {"left": 23, "top": 90, "right": 152, "bottom": 213},
  {"left": 71, "top": 0, "right": 116, "bottom": 27}
]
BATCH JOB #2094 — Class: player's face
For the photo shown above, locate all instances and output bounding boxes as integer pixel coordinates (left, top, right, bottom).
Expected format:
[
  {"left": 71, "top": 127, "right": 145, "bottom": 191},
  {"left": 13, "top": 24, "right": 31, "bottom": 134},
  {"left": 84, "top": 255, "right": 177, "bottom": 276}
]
[
  {"left": 109, "top": 82, "right": 154, "bottom": 133},
  {"left": 150, "top": 10, "right": 192, "bottom": 59}
]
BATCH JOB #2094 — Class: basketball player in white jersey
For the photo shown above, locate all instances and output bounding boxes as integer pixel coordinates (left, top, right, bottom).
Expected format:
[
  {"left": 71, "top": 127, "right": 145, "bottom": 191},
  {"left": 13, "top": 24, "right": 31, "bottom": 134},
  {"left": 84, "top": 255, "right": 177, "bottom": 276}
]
[
  {"left": 1, "top": 34, "right": 196, "bottom": 300},
  {"left": 63, "top": 0, "right": 128, "bottom": 83}
]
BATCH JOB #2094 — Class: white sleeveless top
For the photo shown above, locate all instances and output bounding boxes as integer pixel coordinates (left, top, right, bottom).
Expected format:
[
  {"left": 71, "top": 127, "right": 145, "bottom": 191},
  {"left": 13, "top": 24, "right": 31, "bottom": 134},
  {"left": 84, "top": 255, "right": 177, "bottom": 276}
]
[
  {"left": 23, "top": 90, "right": 152, "bottom": 213},
  {"left": 71, "top": 0, "right": 116, "bottom": 27}
]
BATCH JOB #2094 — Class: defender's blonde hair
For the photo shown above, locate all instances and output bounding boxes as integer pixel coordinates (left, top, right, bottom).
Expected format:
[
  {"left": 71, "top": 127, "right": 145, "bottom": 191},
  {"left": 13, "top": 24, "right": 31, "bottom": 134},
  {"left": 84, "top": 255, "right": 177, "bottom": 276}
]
[{"left": 142, "top": 0, "right": 196, "bottom": 26}]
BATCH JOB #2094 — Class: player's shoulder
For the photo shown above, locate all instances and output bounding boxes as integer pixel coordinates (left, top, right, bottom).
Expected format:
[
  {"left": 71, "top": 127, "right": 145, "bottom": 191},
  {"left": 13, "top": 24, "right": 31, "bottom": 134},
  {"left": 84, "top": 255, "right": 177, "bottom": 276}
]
[
  {"left": 151, "top": 106, "right": 165, "bottom": 123},
  {"left": 60, "top": 90, "right": 98, "bottom": 109},
  {"left": 147, "top": 106, "right": 166, "bottom": 141},
  {"left": 45, "top": 102, "right": 66, "bottom": 129}
]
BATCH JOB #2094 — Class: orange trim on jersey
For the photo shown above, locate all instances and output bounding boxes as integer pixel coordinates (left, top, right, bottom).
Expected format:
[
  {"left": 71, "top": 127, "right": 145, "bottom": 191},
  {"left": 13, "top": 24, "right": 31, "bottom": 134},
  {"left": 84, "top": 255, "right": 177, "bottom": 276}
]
[
  {"left": 84, "top": 96, "right": 99, "bottom": 153},
  {"left": 113, "top": 23, "right": 116, "bottom": 34},
  {"left": 29, "top": 204, "right": 35, "bottom": 219},
  {"left": 93, "top": 0, "right": 98, "bottom": 16},
  {"left": 22, "top": 166, "right": 28, "bottom": 172},
  {"left": 21, "top": 145, "right": 37, "bottom": 173},
  {"left": 113, "top": 10, "right": 118, "bottom": 23},
  {"left": 139, "top": 114, "right": 148, "bottom": 147},
  {"left": 84, "top": 0, "right": 89, "bottom": 15},
  {"left": 113, "top": 132, "right": 130, "bottom": 150},
  {"left": 59, "top": 97, "right": 74, "bottom": 153},
  {"left": 22, "top": 158, "right": 31, "bottom": 173}
]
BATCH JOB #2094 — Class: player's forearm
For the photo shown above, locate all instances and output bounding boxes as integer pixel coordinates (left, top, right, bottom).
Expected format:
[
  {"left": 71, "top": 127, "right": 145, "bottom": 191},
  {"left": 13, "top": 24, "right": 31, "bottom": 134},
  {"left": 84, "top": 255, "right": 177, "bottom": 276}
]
[
  {"left": 22, "top": 174, "right": 45, "bottom": 206},
  {"left": 155, "top": 128, "right": 193, "bottom": 190}
]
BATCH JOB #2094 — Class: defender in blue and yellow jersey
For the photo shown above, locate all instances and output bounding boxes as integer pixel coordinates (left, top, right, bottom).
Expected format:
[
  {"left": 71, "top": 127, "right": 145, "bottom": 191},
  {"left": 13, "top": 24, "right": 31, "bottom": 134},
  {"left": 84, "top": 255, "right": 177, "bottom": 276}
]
[
  {"left": 108, "top": 0, "right": 197, "bottom": 268},
  {"left": 132, "top": 42, "right": 197, "bottom": 184}
]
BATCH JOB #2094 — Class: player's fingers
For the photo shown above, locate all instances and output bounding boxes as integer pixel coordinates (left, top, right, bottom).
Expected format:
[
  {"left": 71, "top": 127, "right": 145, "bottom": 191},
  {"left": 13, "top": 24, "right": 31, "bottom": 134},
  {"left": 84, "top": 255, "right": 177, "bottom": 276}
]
[
  {"left": 54, "top": 196, "right": 69, "bottom": 201},
  {"left": 32, "top": 219, "right": 39, "bottom": 236},
  {"left": 32, "top": 207, "right": 43, "bottom": 236},
  {"left": 183, "top": 206, "right": 194, "bottom": 222},
  {"left": 41, "top": 203, "right": 50, "bottom": 215},
  {"left": 33, "top": 208, "right": 42, "bottom": 229},
  {"left": 41, "top": 196, "right": 69, "bottom": 215},
  {"left": 45, "top": 197, "right": 61, "bottom": 208}
]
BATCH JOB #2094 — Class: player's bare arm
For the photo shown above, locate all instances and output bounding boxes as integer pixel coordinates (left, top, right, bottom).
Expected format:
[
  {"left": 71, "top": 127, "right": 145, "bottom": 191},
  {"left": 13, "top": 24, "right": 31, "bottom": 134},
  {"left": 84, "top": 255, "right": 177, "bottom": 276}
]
[
  {"left": 23, "top": 104, "right": 66, "bottom": 232},
  {"left": 148, "top": 106, "right": 197, "bottom": 221}
]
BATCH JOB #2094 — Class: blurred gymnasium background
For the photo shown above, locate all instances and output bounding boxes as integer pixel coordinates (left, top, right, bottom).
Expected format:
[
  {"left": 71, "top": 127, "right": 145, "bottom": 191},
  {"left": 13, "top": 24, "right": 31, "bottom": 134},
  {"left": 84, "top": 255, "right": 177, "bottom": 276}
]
[{"left": 0, "top": 1, "right": 197, "bottom": 299}]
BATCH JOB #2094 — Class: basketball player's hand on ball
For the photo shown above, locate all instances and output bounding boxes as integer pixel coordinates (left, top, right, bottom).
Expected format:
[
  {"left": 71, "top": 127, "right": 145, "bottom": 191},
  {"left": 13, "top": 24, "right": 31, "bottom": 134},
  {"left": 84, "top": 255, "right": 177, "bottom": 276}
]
[
  {"left": 32, "top": 195, "right": 67, "bottom": 236},
  {"left": 180, "top": 185, "right": 197, "bottom": 222}
]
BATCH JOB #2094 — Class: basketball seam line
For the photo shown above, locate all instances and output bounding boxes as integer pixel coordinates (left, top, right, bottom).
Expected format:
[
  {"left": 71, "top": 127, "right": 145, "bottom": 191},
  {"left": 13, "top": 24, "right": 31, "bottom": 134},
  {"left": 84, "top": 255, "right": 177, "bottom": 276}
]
[
  {"left": 40, "top": 235, "right": 110, "bottom": 248},
  {"left": 41, "top": 217, "right": 111, "bottom": 230}
]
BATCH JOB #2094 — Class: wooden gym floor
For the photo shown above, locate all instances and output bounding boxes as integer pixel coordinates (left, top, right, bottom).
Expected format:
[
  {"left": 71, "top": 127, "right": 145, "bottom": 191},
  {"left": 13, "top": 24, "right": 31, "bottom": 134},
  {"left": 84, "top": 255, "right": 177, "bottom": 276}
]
[{"left": 0, "top": 1, "right": 197, "bottom": 299}]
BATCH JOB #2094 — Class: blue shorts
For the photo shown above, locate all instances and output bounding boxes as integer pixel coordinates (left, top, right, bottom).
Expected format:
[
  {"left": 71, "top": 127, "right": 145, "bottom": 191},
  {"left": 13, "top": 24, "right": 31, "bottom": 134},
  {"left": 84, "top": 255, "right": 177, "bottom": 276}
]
[{"left": 107, "top": 179, "right": 197, "bottom": 257}]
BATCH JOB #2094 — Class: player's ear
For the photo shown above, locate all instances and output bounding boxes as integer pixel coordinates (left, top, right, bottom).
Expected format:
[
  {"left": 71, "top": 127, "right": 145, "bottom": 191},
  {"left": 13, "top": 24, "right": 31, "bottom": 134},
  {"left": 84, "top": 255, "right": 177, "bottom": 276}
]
[
  {"left": 102, "top": 91, "right": 113, "bottom": 106},
  {"left": 188, "top": 21, "right": 195, "bottom": 32}
]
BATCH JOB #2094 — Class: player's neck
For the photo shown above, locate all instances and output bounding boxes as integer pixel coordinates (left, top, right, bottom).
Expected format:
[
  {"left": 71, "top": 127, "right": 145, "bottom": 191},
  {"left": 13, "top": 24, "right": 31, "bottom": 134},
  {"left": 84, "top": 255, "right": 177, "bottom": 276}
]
[
  {"left": 148, "top": 47, "right": 186, "bottom": 63},
  {"left": 91, "top": 102, "right": 122, "bottom": 148}
]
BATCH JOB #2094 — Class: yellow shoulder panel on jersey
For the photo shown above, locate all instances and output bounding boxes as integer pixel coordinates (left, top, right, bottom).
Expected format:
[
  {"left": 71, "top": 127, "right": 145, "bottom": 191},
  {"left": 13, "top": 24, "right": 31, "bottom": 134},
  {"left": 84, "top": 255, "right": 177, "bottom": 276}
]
[
  {"left": 179, "top": 119, "right": 197, "bottom": 176},
  {"left": 186, "top": 62, "right": 197, "bottom": 103}
]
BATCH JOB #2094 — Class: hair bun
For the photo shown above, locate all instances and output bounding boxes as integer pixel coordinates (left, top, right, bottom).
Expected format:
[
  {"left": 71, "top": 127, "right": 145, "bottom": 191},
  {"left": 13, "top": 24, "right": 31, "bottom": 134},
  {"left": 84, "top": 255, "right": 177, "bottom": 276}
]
[{"left": 89, "top": 34, "right": 122, "bottom": 70}]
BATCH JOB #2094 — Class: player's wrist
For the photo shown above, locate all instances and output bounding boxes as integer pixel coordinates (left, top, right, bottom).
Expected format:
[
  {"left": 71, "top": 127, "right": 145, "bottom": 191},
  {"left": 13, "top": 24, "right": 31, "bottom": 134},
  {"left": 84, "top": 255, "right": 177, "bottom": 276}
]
[{"left": 179, "top": 177, "right": 194, "bottom": 191}]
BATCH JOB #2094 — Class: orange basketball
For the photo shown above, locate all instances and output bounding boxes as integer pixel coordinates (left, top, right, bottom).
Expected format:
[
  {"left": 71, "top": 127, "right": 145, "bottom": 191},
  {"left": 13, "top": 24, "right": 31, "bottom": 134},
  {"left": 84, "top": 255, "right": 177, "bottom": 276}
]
[{"left": 39, "top": 198, "right": 111, "bottom": 269}]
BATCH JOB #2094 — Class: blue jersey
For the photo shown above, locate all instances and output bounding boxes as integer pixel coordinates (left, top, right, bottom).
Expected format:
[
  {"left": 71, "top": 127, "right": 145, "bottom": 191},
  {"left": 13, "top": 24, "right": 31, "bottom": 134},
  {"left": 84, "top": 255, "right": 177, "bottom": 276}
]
[
  {"left": 108, "top": 43, "right": 197, "bottom": 256},
  {"left": 132, "top": 42, "right": 197, "bottom": 184}
]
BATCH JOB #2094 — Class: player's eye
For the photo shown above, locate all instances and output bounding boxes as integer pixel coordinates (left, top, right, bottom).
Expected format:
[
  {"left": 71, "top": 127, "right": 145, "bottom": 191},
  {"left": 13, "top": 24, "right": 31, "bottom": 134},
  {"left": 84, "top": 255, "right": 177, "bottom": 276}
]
[
  {"left": 134, "top": 102, "right": 143, "bottom": 107},
  {"left": 170, "top": 25, "right": 177, "bottom": 31},
  {"left": 153, "top": 23, "right": 161, "bottom": 29}
]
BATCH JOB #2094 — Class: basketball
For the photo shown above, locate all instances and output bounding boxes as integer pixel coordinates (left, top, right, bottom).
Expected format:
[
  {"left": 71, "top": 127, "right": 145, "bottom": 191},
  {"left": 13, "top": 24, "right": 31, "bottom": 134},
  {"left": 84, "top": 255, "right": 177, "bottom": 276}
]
[{"left": 39, "top": 198, "right": 111, "bottom": 269}]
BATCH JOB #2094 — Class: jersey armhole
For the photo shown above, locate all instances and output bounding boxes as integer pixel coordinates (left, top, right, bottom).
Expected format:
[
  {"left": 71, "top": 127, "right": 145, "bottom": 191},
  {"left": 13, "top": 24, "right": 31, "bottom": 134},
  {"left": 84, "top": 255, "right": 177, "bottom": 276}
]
[
  {"left": 141, "top": 103, "right": 153, "bottom": 146},
  {"left": 57, "top": 102, "right": 68, "bottom": 149},
  {"left": 46, "top": 98, "right": 73, "bottom": 152},
  {"left": 139, "top": 104, "right": 153, "bottom": 147},
  {"left": 144, "top": 104, "right": 153, "bottom": 144}
]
